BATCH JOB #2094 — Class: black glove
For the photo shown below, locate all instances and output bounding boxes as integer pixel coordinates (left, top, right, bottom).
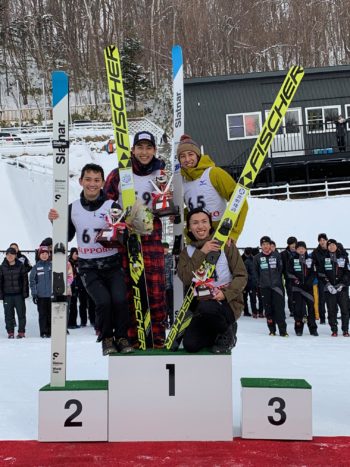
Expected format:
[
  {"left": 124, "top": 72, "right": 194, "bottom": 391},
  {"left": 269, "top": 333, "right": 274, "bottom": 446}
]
[{"left": 32, "top": 295, "right": 38, "bottom": 305}]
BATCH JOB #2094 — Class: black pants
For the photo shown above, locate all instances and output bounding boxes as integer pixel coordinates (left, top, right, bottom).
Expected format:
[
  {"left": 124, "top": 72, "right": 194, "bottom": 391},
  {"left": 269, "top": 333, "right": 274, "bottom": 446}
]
[
  {"left": 325, "top": 288, "right": 349, "bottom": 333},
  {"left": 285, "top": 280, "right": 294, "bottom": 315},
  {"left": 183, "top": 299, "right": 234, "bottom": 353},
  {"left": 69, "top": 285, "right": 96, "bottom": 327},
  {"left": 37, "top": 297, "right": 51, "bottom": 336},
  {"left": 337, "top": 135, "right": 346, "bottom": 151},
  {"left": 80, "top": 266, "right": 129, "bottom": 340},
  {"left": 243, "top": 286, "right": 258, "bottom": 314},
  {"left": 317, "top": 280, "right": 326, "bottom": 322},
  {"left": 293, "top": 289, "right": 317, "bottom": 334},
  {"left": 165, "top": 288, "right": 174, "bottom": 325},
  {"left": 261, "top": 287, "right": 287, "bottom": 335},
  {"left": 3, "top": 294, "right": 26, "bottom": 334}
]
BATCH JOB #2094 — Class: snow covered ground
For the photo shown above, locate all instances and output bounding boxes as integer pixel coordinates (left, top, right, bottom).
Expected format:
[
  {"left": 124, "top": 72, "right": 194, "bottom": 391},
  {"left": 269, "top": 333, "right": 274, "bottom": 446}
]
[{"left": 1, "top": 142, "right": 350, "bottom": 440}]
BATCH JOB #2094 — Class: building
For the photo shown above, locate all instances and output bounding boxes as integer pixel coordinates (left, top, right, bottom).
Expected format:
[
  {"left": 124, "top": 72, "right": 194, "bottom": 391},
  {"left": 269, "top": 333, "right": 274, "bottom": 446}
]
[{"left": 184, "top": 65, "right": 350, "bottom": 187}]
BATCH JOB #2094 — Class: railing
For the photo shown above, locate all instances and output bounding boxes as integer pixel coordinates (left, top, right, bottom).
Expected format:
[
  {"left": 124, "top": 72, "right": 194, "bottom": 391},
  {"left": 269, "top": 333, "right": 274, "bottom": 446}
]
[{"left": 250, "top": 180, "right": 350, "bottom": 200}]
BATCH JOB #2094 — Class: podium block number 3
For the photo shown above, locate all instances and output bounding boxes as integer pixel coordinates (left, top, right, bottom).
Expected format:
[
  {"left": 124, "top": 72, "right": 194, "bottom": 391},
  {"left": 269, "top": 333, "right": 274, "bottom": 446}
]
[
  {"left": 64, "top": 399, "right": 83, "bottom": 427},
  {"left": 268, "top": 397, "right": 286, "bottom": 426},
  {"left": 166, "top": 364, "right": 175, "bottom": 396}
]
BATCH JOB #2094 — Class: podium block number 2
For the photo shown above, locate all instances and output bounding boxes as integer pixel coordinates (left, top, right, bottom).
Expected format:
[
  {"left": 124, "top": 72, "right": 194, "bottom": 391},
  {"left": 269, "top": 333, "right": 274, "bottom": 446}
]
[
  {"left": 166, "top": 364, "right": 175, "bottom": 396},
  {"left": 64, "top": 399, "right": 83, "bottom": 427}
]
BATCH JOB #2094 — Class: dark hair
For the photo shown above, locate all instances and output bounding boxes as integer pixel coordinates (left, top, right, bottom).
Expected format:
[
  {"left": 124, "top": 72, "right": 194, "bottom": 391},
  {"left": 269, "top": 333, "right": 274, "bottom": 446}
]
[
  {"left": 186, "top": 208, "right": 214, "bottom": 241},
  {"left": 260, "top": 236, "right": 272, "bottom": 245},
  {"left": 318, "top": 233, "right": 328, "bottom": 241},
  {"left": 244, "top": 247, "right": 252, "bottom": 256},
  {"left": 9, "top": 242, "right": 19, "bottom": 249},
  {"left": 80, "top": 163, "right": 105, "bottom": 181},
  {"left": 162, "top": 242, "right": 170, "bottom": 248},
  {"left": 252, "top": 247, "right": 260, "bottom": 256},
  {"left": 287, "top": 236, "right": 297, "bottom": 245},
  {"left": 270, "top": 240, "right": 276, "bottom": 246},
  {"left": 69, "top": 247, "right": 78, "bottom": 258}
]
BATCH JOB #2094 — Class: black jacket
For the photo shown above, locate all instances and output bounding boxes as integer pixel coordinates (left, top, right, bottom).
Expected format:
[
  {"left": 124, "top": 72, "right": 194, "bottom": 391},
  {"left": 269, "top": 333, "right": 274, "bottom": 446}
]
[
  {"left": 0, "top": 259, "right": 29, "bottom": 299},
  {"left": 312, "top": 245, "right": 328, "bottom": 270},
  {"left": 244, "top": 256, "right": 257, "bottom": 289},
  {"left": 253, "top": 251, "right": 284, "bottom": 292},
  {"left": 287, "top": 252, "right": 315, "bottom": 290},
  {"left": 316, "top": 250, "right": 349, "bottom": 287},
  {"left": 281, "top": 247, "right": 297, "bottom": 279}
]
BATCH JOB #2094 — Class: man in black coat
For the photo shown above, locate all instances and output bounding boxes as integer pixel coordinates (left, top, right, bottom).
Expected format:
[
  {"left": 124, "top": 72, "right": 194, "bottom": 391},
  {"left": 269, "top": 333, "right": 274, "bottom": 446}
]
[
  {"left": 312, "top": 233, "right": 328, "bottom": 324},
  {"left": 281, "top": 236, "right": 298, "bottom": 317},
  {"left": 0, "top": 247, "right": 29, "bottom": 338}
]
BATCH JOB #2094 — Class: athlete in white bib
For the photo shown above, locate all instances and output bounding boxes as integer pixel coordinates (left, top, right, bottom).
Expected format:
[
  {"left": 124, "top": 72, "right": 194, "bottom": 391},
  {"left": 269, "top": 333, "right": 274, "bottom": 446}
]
[
  {"left": 177, "top": 208, "right": 247, "bottom": 353},
  {"left": 49, "top": 163, "right": 133, "bottom": 356},
  {"left": 177, "top": 134, "right": 248, "bottom": 241}
]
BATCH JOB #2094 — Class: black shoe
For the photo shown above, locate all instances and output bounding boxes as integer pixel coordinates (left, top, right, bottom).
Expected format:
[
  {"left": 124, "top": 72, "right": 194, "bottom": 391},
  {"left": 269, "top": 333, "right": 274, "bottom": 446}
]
[
  {"left": 243, "top": 312, "right": 252, "bottom": 317},
  {"left": 102, "top": 337, "right": 116, "bottom": 356},
  {"left": 211, "top": 325, "right": 235, "bottom": 354},
  {"left": 320, "top": 320, "right": 326, "bottom": 325},
  {"left": 269, "top": 332, "right": 276, "bottom": 336},
  {"left": 8, "top": 333, "right": 14, "bottom": 339},
  {"left": 296, "top": 332, "right": 303, "bottom": 336},
  {"left": 68, "top": 325, "right": 80, "bottom": 329},
  {"left": 80, "top": 323, "right": 87, "bottom": 328},
  {"left": 311, "top": 331, "right": 319, "bottom": 336},
  {"left": 115, "top": 337, "right": 134, "bottom": 354},
  {"left": 41, "top": 334, "right": 47, "bottom": 338},
  {"left": 280, "top": 333, "right": 289, "bottom": 337},
  {"left": 16, "top": 332, "right": 25, "bottom": 339}
]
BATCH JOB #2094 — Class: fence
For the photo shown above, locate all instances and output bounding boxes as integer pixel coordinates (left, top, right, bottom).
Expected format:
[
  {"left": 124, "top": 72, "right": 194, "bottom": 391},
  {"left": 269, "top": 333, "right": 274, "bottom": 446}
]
[{"left": 250, "top": 180, "right": 350, "bottom": 200}]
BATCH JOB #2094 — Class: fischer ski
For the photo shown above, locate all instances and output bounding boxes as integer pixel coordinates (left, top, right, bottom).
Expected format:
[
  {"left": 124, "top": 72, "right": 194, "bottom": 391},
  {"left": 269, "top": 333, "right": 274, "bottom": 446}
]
[
  {"left": 51, "top": 71, "right": 69, "bottom": 385},
  {"left": 104, "top": 45, "right": 153, "bottom": 349},
  {"left": 171, "top": 45, "right": 185, "bottom": 313},
  {"left": 165, "top": 66, "right": 305, "bottom": 350}
]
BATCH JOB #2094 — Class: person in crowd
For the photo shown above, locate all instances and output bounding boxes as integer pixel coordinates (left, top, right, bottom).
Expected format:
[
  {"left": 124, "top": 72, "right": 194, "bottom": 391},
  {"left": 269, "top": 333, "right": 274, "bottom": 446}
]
[
  {"left": 9, "top": 243, "right": 32, "bottom": 273},
  {"left": 177, "top": 208, "right": 247, "bottom": 353},
  {"left": 316, "top": 239, "right": 349, "bottom": 337},
  {"left": 242, "top": 247, "right": 259, "bottom": 317},
  {"left": 281, "top": 236, "right": 298, "bottom": 317},
  {"left": 49, "top": 163, "right": 133, "bottom": 355},
  {"left": 312, "top": 233, "right": 328, "bottom": 324},
  {"left": 177, "top": 134, "right": 248, "bottom": 241},
  {"left": 251, "top": 246, "right": 265, "bottom": 316},
  {"left": 254, "top": 236, "right": 288, "bottom": 337},
  {"left": 330, "top": 115, "right": 350, "bottom": 152},
  {"left": 29, "top": 246, "right": 52, "bottom": 337},
  {"left": 162, "top": 242, "right": 174, "bottom": 327},
  {"left": 104, "top": 131, "right": 167, "bottom": 348},
  {"left": 287, "top": 241, "right": 318, "bottom": 336},
  {"left": 0, "top": 247, "right": 29, "bottom": 338},
  {"left": 270, "top": 240, "right": 277, "bottom": 253}
]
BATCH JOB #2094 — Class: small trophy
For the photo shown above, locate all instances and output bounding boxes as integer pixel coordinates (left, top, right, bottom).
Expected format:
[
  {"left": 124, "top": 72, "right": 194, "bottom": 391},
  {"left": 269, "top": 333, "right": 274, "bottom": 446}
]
[
  {"left": 192, "top": 266, "right": 214, "bottom": 300},
  {"left": 150, "top": 170, "right": 179, "bottom": 217},
  {"left": 95, "top": 202, "right": 127, "bottom": 247}
]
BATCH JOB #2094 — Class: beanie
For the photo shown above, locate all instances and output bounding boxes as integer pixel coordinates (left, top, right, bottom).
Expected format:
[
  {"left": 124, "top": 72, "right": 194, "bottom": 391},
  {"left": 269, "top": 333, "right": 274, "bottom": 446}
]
[
  {"left": 318, "top": 233, "right": 328, "bottom": 241},
  {"left": 38, "top": 246, "right": 49, "bottom": 255},
  {"left": 6, "top": 247, "right": 17, "bottom": 255},
  {"left": 287, "top": 236, "right": 297, "bottom": 245},
  {"left": 176, "top": 134, "right": 201, "bottom": 159},
  {"left": 296, "top": 241, "right": 307, "bottom": 249},
  {"left": 327, "top": 239, "right": 337, "bottom": 247},
  {"left": 260, "top": 236, "right": 272, "bottom": 245}
]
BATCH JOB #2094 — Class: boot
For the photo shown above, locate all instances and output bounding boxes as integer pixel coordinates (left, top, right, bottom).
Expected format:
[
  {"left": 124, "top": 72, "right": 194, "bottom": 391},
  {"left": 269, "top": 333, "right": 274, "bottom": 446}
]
[{"left": 102, "top": 337, "right": 116, "bottom": 356}]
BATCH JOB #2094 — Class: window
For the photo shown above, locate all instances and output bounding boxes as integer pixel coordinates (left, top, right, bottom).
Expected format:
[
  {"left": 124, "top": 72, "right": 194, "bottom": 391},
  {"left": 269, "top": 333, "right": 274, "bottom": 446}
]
[
  {"left": 226, "top": 112, "right": 262, "bottom": 140},
  {"left": 305, "top": 106, "right": 341, "bottom": 133}
]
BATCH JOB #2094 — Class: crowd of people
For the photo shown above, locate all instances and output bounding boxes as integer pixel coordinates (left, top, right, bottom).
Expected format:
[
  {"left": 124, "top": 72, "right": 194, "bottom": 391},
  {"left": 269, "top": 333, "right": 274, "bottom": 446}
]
[{"left": 1, "top": 130, "right": 348, "bottom": 355}]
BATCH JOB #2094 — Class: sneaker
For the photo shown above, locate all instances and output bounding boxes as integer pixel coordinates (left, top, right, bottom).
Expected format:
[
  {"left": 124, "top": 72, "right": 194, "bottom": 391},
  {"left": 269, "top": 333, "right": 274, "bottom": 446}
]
[
  {"left": 269, "top": 332, "right": 276, "bottom": 336},
  {"left": 211, "top": 325, "right": 235, "bottom": 354},
  {"left": 310, "top": 331, "right": 319, "bottom": 336},
  {"left": 102, "top": 337, "right": 116, "bottom": 356},
  {"left": 320, "top": 319, "right": 326, "bottom": 325},
  {"left": 252, "top": 314, "right": 258, "bottom": 319},
  {"left": 8, "top": 333, "right": 14, "bottom": 339},
  {"left": 115, "top": 337, "right": 134, "bottom": 354},
  {"left": 16, "top": 332, "right": 25, "bottom": 339},
  {"left": 343, "top": 332, "right": 349, "bottom": 337},
  {"left": 280, "top": 333, "right": 289, "bottom": 337},
  {"left": 331, "top": 332, "right": 338, "bottom": 337},
  {"left": 296, "top": 332, "right": 303, "bottom": 336}
]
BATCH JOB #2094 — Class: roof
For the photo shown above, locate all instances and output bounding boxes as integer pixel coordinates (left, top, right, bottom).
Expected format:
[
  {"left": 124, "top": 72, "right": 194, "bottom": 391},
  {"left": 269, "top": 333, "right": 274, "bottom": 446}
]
[{"left": 185, "top": 65, "right": 350, "bottom": 86}]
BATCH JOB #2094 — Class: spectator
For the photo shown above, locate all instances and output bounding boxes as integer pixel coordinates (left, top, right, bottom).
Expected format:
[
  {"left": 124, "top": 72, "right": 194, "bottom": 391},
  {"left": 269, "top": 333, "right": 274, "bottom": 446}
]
[
  {"left": 281, "top": 236, "right": 298, "bottom": 317},
  {"left": 0, "top": 247, "right": 29, "bottom": 338},
  {"left": 9, "top": 243, "right": 32, "bottom": 273},
  {"left": 312, "top": 233, "right": 328, "bottom": 324}
]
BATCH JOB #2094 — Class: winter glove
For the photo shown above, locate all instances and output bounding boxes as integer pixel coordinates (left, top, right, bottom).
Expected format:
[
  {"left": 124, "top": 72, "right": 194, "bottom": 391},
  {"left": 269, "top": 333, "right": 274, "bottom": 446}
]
[
  {"left": 294, "top": 279, "right": 300, "bottom": 285},
  {"left": 32, "top": 295, "right": 38, "bottom": 305},
  {"left": 336, "top": 284, "right": 344, "bottom": 293},
  {"left": 326, "top": 283, "right": 337, "bottom": 295}
]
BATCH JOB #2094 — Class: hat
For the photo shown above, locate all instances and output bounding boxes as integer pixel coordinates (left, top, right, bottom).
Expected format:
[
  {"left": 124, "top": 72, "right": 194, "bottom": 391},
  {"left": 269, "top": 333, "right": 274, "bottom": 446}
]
[
  {"left": 327, "top": 239, "right": 337, "bottom": 247},
  {"left": 6, "top": 247, "right": 17, "bottom": 255},
  {"left": 318, "top": 233, "right": 328, "bottom": 241},
  {"left": 133, "top": 131, "right": 156, "bottom": 147},
  {"left": 287, "top": 236, "right": 297, "bottom": 245},
  {"left": 176, "top": 134, "right": 201, "bottom": 159},
  {"left": 40, "top": 237, "right": 53, "bottom": 246},
  {"left": 186, "top": 208, "right": 214, "bottom": 241},
  {"left": 260, "top": 236, "right": 271, "bottom": 245},
  {"left": 38, "top": 246, "right": 49, "bottom": 255},
  {"left": 296, "top": 241, "right": 307, "bottom": 249}
]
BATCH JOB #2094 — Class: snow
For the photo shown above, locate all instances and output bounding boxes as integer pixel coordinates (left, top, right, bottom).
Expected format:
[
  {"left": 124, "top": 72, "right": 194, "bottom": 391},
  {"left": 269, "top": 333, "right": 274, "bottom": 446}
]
[{"left": 1, "top": 142, "right": 350, "bottom": 440}]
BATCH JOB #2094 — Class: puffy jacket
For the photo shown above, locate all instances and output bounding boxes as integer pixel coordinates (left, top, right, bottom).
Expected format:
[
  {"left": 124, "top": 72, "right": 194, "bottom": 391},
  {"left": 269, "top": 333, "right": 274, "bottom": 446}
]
[
  {"left": 287, "top": 253, "right": 315, "bottom": 290},
  {"left": 177, "top": 235, "right": 247, "bottom": 321},
  {"left": 312, "top": 245, "right": 328, "bottom": 270},
  {"left": 0, "top": 258, "right": 29, "bottom": 299},
  {"left": 29, "top": 260, "right": 52, "bottom": 298},
  {"left": 181, "top": 154, "right": 248, "bottom": 241},
  {"left": 281, "top": 247, "right": 298, "bottom": 279},
  {"left": 244, "top": 255, "right": 257, "bottom": 289},
  {"left": 316, "top": 251, "right": 349, "bottom": 287},
  {"left": 253, "top": 251, "right": 284, "bottom": 293}
]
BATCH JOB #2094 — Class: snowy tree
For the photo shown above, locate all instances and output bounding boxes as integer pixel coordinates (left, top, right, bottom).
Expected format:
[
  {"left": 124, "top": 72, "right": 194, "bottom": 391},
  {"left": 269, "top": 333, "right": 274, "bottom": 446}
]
[{"left": 120, "top": 37, "right": 151, "bottom": 114}]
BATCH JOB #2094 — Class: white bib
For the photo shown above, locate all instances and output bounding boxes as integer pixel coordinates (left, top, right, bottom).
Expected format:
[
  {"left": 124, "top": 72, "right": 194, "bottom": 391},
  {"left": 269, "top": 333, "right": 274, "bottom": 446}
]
[
  {"left": 71, "top": 199, "right": 118, "bottom": 259},
  {"left": 118, "top": 170, "right": 162, "bottom": 208},
  {"left": 183, "top": 168, "right": 227, "bottom": 222}
]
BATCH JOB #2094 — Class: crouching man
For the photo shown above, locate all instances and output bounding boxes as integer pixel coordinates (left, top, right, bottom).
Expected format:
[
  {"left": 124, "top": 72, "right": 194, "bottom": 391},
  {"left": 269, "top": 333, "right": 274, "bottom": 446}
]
[{"left": 177, "top": 208, "right": 247, "bottom": 353}]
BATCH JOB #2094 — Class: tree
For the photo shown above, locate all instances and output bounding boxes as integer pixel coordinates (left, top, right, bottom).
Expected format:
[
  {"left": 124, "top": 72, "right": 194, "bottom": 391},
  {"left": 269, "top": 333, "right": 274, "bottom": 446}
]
[{"left": 120, "top": 37, "right": 151, "bottom": 113}]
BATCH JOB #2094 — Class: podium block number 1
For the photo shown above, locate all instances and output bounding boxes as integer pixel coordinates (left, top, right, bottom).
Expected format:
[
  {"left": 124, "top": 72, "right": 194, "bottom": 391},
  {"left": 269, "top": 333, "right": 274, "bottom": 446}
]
[{"left": 166, "top": 364, "right": 175, "bottom": 396}]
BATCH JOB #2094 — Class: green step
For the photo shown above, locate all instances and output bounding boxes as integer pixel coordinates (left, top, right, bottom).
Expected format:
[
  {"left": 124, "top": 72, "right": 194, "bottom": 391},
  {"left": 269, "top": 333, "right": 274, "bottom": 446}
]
[
  {"left": 40, "top": 380, "right": 108, "bottom": 391},
  {"left": 241, "top": 378, "right": 311, "bottom": 389}
]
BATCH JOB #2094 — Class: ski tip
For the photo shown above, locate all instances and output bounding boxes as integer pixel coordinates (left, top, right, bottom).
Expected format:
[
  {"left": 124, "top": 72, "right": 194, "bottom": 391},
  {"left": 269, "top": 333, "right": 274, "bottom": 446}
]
[
  {"left": 52, "top": 71, "right": 69, "bottom": 107},
  {"left": 172, "top": 45, "right": 183, "bottom": 77}
]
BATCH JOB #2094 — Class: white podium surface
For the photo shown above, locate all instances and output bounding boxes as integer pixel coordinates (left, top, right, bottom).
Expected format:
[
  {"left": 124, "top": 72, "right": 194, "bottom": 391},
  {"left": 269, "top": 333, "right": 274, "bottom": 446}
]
[
  {"left": 108, "top": 350, "right": 233, "bottom": 441},
  {"left": 39, "top": 380, "right": 108, "bottom": 442},
  {"left": 241, "top": 378, "right": 312, "bottom": 440}
]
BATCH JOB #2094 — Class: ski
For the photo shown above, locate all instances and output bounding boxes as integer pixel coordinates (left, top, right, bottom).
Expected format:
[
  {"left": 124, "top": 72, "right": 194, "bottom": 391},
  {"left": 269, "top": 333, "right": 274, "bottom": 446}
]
[
  {"left": 165, "top": 66, "right": 305, "bottom": 350},
  {"left": 51, "top": 71, "right": 69, "bottom": 386},
  {"left": 171, "top": 45, "right": 185, "bottom": 314},
  {"left": 104, "top": 45, "right": 153, "bottom": 350}
]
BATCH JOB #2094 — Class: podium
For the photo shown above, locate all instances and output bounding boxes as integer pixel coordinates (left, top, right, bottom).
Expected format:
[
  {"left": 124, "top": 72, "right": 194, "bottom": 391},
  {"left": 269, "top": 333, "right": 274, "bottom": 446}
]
[{"left": 241, "top": 378, "right": 312, "bottom": 440}]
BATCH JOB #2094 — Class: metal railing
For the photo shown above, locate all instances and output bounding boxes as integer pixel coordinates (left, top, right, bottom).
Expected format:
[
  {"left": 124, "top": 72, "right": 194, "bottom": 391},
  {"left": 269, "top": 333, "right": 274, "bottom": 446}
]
[{"left": 250, "top": 180, "right": 350, "bottom": 200}]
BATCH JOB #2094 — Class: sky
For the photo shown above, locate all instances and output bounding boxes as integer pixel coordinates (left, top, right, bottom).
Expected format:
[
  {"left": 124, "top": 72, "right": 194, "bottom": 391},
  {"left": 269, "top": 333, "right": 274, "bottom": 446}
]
[{"left": 1, "top": 137, "right": 350, "bottom": 441}]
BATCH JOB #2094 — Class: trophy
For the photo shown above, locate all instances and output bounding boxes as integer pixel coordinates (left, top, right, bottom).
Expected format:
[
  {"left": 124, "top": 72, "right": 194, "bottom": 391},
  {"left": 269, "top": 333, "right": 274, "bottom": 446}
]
[
  {"left": 192, "top": 266, "right": 214, "bottom": 300},
  {"left": 95, "top": 202, "right": 127, "bottom": 247},
  {"left": 150, "top": 170, "right": 179, "bottom": 217}
]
